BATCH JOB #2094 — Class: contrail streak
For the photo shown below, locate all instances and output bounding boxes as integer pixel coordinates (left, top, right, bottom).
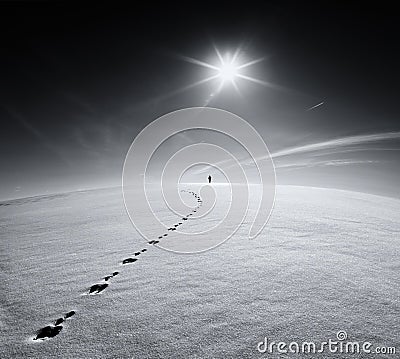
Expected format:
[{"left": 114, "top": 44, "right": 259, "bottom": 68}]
[{"left": 306, "top": 101, "right": 324, "bottom": 111}]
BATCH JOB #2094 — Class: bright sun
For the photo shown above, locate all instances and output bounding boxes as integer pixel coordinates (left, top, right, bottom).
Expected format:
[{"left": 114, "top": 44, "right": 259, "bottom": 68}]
[
  {"left": 177, "top": 46, "right": 269, "bottom": 98},
  {"left": 218, "top": 60, "right": 239, "bottom": 82}
]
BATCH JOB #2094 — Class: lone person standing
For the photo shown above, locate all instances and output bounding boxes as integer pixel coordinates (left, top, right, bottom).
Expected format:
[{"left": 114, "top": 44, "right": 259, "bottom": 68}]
[{"left": 208, "top": 175, "right": 212, "bottom": 184}]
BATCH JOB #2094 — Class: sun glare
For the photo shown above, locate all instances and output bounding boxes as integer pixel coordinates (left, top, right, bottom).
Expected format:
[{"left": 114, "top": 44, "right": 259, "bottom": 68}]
[
  {"left": 218, "top": 59, "right": 239, "bottom": 83},
  {"left": 176, "top": 46, "right": 269, "bottom": 100}
]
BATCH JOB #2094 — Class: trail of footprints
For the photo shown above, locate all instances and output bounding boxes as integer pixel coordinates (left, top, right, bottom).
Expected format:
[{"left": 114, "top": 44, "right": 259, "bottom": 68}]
[{"left": 33, "top": 190, "right": 202, "bottom": 341}]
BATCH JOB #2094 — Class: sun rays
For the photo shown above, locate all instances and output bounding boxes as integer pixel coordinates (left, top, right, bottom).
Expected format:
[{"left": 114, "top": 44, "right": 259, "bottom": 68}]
[{"left": 177, "top": 46, "right": 270, "bottom": 97}]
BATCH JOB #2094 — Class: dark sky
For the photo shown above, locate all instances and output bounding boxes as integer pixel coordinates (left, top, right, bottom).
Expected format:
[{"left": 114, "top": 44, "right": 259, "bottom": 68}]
[{"left": 1, "top": 1, "right": 399, "bottom": 199}]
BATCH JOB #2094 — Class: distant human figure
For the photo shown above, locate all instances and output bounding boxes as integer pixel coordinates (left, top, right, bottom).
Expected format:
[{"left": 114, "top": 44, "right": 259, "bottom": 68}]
[{"left": 208, "top": 175, "right": 212, "bottom": 183}]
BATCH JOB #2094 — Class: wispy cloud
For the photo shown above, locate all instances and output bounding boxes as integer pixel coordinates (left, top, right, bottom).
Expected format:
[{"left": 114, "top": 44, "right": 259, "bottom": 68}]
[
  {"left": 271, "top": 131, "right": 400, "bottom": 159},
  {"left": 191, "top": 131, "right": 400, "bottom": 176},
  {"left": 275, "top": 159, "right": 383, "bottom": 171}
]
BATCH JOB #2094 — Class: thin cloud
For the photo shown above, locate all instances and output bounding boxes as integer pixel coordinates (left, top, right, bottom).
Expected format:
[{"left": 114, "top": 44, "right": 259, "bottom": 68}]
[
  {"left": 275, "top": 159, "right": 383, "bottom": 171},
  {"left": 192, "top": 131, "right": 400, "bottom": 176},
  {"left": 271, "top": 131, "right": 400, "bottom": 159}
]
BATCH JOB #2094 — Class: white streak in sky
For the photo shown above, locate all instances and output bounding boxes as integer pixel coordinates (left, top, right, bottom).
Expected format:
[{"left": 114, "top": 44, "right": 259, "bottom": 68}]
[
  {"left": 192, "top": 131, "right": 400, "bottom": 176},
  {"left": 275, "top": 159, "right": 383, "bottom": 171},
  {"left": 271, "top": 131, "right": 400, "bottom": 159},
  {"left": 306, "top": 101, "right": 324, "bottom": 111}
]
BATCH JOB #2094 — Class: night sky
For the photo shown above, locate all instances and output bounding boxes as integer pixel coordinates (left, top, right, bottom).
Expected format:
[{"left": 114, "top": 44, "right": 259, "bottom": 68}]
[{"left": 1, "top": 1, "right": 399, "bottom": 199}]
